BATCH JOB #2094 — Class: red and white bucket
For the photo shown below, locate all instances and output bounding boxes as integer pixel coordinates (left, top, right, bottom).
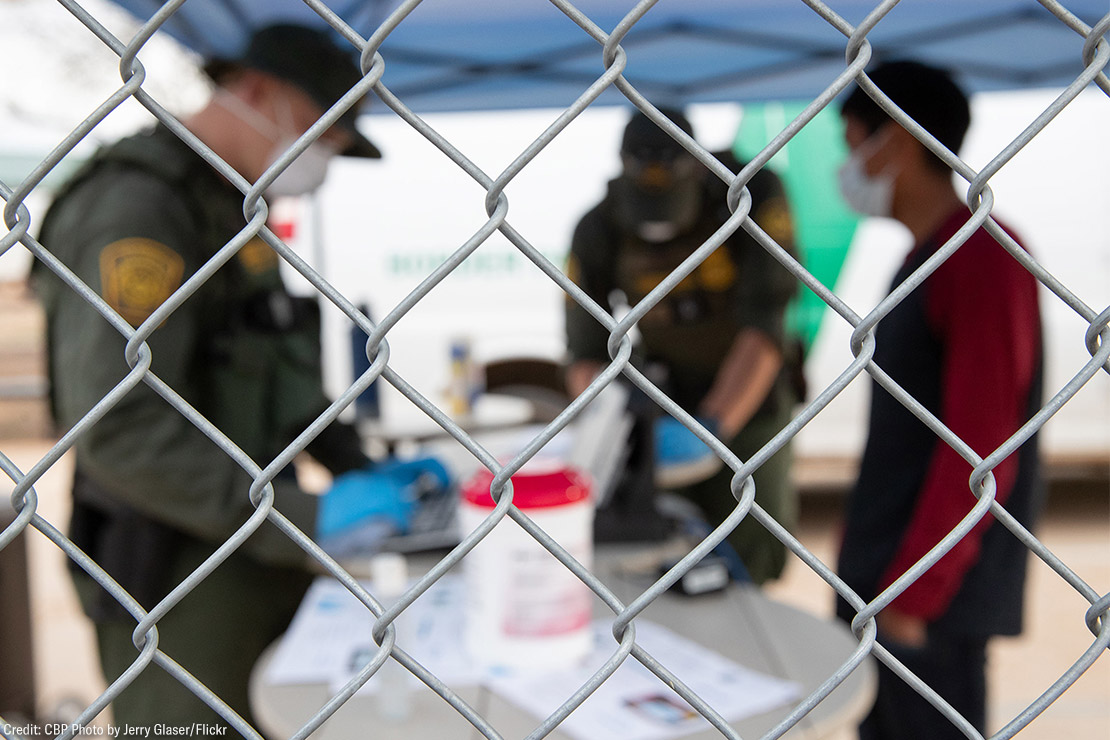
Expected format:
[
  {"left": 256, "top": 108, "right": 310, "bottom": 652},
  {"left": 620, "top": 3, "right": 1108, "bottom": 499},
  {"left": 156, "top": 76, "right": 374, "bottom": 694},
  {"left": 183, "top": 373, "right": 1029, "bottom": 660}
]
[{"left": 459, "top": 465, "right": 594, "bottom": 670}]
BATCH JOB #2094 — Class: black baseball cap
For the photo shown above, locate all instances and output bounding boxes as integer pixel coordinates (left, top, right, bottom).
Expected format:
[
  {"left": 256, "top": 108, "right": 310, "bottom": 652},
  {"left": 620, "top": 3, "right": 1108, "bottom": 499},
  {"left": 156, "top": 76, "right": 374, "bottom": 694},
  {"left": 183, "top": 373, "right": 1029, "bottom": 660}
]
[
  {"left": 620, "top": 107, "right": 695, "bottom": 161},
  {"left": 205, "top": 24, "right": 381, "bottom": 159}
]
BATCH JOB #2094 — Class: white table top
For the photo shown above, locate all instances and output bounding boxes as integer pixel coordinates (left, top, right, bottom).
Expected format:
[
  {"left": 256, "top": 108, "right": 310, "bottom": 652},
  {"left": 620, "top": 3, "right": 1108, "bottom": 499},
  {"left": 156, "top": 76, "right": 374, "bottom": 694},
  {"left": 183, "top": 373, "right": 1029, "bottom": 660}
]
[{"left": 250, "top": 547, "right": 875, "bottom": 740}]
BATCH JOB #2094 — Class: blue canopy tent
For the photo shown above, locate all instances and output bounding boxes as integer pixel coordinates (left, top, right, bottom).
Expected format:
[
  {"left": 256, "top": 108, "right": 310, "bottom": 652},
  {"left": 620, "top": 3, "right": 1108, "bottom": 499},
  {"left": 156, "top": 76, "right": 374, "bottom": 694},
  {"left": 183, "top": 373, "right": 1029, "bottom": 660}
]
[
  {"left": 107, "top": 0, "right": 1108, "bottom": 113},
  {"left": 100, "top": 1, "right": 1110, "bottom": 347}
]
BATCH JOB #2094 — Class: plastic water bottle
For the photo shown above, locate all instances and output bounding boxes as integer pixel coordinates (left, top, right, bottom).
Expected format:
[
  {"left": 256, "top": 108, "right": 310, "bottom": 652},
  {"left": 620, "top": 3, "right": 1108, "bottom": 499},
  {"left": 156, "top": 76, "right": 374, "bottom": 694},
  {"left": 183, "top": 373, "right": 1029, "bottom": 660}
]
[
  {"left": 447, "top": 338, "right": 481, "bottom": 418},
  {"left": 369, "top": 552, "right": 411, "bottom": 721}
]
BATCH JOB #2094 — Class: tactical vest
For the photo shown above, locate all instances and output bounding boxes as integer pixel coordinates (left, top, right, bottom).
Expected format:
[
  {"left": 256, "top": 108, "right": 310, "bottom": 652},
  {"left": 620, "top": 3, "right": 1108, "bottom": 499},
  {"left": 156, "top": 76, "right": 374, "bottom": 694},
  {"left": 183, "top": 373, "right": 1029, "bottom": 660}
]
[
  {"left": 602, "top": 194, "right": 802, "bottom": 413},
  {"left": 613, "top": 216, "right": 743, "bottom": 387}
]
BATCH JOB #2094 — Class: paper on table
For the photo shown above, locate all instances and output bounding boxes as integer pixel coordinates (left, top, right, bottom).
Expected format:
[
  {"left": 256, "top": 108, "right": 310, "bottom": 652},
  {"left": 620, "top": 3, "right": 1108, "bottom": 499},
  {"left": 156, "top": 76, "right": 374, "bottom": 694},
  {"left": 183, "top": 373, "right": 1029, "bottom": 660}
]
[
  {"left": 268, "top": 576, "right": 801, "bottom": 740},
  {"left": 486, "top": 620, "right": 802, "bottom": 740},
  {"left": 265, "top": 578, "right": 367, "bottom": 686},
  {"left": 265, "top": 575, "right": 481, "bottom": 692}
]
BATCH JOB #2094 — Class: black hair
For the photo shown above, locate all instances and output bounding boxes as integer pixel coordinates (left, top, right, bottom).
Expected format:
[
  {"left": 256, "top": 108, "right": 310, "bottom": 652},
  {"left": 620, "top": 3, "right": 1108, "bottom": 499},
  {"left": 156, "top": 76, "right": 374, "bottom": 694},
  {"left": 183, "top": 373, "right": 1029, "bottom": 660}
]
[
  {"left": 201, "top": 60, "right": 247, "bottom": 87},
  {"left": 841, "top": 60, "right": 970, "bottom": 172}
]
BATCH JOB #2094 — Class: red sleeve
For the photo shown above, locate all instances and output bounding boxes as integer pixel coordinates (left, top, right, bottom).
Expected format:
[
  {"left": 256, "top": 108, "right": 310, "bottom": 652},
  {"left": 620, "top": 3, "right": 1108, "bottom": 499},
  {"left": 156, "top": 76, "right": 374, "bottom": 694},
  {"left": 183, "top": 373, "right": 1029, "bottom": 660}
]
[{"left": 878, "top": 223, "right": 1040, "bottom": 620}]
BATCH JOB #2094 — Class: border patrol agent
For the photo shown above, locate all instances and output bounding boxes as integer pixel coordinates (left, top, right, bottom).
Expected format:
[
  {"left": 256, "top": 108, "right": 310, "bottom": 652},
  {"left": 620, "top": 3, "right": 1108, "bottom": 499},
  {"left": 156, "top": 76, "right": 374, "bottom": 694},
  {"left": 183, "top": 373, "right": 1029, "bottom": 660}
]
[
  {"left": 564, "top": 108, "right": 804, "bottom": 585},
  {"left": 32, "top": 25, "right": 392, "bottom": 729}
]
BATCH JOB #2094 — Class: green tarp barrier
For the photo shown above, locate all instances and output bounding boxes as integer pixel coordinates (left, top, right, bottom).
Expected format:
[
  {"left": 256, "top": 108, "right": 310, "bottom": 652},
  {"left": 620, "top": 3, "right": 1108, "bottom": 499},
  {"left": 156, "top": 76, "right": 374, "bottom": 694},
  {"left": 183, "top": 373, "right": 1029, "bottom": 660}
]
[{"left": 733, "top": 101, "right": 861, "bottom": 352}]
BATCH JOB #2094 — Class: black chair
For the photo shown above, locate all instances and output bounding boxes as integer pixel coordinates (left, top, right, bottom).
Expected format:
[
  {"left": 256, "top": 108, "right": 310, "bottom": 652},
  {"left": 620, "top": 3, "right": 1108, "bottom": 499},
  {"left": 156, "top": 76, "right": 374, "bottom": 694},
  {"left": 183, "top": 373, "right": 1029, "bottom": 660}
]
[{"left": 480, "top": 357, "right": 569, "bottom": 423}]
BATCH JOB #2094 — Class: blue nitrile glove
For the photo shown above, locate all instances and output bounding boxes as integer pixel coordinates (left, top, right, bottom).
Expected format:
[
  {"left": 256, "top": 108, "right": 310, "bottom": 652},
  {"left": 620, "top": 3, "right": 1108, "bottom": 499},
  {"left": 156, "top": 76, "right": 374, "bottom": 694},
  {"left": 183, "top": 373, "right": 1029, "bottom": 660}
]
[
  {"left": 654, "top": 416, "right": 718, "bottom": 467},
  {"left": 317, "top": 456, "right": 450, "bottom": 540}
]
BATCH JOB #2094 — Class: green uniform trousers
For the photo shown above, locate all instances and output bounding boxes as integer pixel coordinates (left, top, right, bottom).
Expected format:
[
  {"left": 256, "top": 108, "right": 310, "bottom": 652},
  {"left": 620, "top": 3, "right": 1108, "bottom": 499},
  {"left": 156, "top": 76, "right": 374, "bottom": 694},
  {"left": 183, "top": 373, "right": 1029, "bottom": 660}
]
[
  {"left": 74, "top": 537, "right": 310, "bottom": 731},
  {"left": 674, "top": 395, "right": 797, "bottom": 586}
]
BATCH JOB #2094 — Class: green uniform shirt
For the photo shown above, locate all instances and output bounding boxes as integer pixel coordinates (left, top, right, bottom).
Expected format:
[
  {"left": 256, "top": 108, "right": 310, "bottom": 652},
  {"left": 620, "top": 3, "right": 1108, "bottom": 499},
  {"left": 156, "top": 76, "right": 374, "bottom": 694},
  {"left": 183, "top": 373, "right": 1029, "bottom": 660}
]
[
  {"left": 34, "top": 124, "right": 362, "bottom": 568},
  {"left": 565, "top": 156, "right": 799, "bottom": 411}
]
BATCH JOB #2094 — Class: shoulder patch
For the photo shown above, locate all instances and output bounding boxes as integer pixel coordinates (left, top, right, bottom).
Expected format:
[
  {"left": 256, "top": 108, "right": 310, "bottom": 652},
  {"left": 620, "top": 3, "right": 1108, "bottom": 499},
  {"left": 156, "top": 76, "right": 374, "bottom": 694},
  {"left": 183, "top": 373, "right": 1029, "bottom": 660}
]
[
  {"left": 754, "top": 196, "right": 795, "bottom": 247},
  {"left": 99, "top": 238, "right": 185, "bottom": 326},
  {"left": 238, "top": 236, "right": 280, "bottom": 275}
]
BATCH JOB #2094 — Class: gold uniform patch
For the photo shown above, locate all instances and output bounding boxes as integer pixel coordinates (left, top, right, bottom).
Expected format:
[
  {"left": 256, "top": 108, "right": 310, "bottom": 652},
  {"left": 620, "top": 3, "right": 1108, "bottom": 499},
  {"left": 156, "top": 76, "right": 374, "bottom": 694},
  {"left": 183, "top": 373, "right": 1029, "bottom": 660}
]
[
  {"left": 754, "top": 196, "right": 795, "bottom": 246},
  {"left": 99, "top": 238, "right": 185, "bottom": 327},
  {"left": 564, "top": 254, "right": 582, "bottom": 303},
  {"left": 238, "top": 236, "right": 280, "bottom": 275},
  {"left": 634, "top": 248, "right": 737, "bottom": 297}
]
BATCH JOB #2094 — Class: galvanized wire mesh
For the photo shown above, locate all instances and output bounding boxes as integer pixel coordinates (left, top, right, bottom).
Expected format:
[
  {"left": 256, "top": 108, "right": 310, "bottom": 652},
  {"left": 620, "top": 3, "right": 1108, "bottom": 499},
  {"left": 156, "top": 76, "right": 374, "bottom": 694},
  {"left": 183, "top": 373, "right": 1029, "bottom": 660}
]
[{"left": 1, "top": 1, "right": 1108, "bottom": 739}]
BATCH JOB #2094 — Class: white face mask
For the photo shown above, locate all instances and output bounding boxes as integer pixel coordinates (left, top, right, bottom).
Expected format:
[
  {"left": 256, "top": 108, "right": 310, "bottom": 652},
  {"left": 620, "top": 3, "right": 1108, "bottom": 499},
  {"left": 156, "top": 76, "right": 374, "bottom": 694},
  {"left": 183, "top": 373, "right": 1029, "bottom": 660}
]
[
  {"left": 216, "top": 90, "right": 337, "bottom": 197},
  {"left": 266, "top": 137, "right": 336, "bottom": 197},
  {"left": 837, "top": 129, "right": 898, "bottom": 218}
]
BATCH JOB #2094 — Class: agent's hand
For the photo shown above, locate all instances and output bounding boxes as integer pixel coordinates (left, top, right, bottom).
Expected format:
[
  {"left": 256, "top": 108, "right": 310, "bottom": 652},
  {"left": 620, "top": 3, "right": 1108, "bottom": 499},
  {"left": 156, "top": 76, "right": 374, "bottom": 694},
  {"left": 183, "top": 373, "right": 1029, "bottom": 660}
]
[
  {"left": 317, "top": 456, "right": 450, "bottom": 539},
  {"left": 654, "top": 416, "right": 718, "bottom": 466}
]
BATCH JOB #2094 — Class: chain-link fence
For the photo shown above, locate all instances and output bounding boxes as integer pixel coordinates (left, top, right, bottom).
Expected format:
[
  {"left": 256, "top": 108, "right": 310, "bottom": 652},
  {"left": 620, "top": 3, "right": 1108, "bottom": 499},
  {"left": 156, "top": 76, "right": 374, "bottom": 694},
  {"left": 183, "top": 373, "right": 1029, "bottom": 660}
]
[{"left": 2, "top": 1, "right": 1108, "bottom": 739}]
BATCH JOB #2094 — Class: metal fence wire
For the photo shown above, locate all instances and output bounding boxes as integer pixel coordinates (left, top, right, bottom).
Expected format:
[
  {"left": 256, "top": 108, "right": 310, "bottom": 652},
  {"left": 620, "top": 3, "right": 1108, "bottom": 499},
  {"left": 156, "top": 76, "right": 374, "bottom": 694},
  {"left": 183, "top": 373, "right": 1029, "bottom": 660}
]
[{"left": 2, "top": 0, "right": 1109, "bottom": 739}]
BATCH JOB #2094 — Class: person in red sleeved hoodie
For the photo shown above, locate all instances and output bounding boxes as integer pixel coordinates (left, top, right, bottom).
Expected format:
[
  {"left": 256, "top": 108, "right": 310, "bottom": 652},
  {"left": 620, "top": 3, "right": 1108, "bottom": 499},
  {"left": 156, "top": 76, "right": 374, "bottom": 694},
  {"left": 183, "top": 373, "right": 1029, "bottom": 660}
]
[{"left": 833, "top": 60, "right": 1044, "bottom": 740}]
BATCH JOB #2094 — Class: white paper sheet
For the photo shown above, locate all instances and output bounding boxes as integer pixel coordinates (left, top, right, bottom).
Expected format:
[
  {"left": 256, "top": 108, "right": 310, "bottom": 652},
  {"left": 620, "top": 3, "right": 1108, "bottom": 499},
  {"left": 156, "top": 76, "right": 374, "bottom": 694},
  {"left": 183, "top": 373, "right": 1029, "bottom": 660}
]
[
  {"left": 485, "top": 620, "right": 802, "bottom": 740},
  {"left": 265, "top": 577, "right": 372, "bottom": 686},
  {"left": 265, "top": 575, "right": 482, "bottom": 691}
]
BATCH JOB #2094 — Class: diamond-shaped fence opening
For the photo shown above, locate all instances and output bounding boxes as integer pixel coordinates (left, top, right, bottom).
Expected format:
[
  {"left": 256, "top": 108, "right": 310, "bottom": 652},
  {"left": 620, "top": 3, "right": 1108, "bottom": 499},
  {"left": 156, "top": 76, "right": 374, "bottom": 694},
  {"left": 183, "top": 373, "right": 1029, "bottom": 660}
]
[{"left": 1, "top": 1, "right": 1108, "bottom": 739}]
